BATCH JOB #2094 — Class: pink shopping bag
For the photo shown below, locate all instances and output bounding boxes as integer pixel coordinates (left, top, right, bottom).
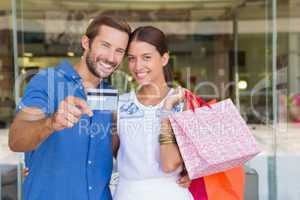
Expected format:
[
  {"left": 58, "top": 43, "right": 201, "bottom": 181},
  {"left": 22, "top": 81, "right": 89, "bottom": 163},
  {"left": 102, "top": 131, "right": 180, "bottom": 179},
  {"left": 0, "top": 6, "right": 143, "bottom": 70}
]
[{"left": 169, "top": 98, "right": 260, "bottom": 179}]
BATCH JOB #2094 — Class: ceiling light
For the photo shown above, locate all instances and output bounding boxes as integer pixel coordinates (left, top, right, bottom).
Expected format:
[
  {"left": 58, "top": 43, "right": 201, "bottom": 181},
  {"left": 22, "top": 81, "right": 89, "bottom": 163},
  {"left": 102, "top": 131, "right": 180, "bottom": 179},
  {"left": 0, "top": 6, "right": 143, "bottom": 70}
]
[
  {"left": 238, "top": 80, "right": 248, "bottom": 90},
  {"left": 67, "top": 52, "right": 75, "bottom": 57},
  {"left": 23, "top": 52, "right": 33, "bottom": 57}
]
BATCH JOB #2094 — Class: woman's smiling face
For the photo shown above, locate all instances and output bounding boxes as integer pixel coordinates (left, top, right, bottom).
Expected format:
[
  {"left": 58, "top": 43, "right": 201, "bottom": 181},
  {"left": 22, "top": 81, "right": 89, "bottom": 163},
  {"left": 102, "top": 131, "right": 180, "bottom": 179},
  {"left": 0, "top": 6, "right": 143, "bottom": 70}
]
[{"left": 127, "top": 40, "right": 168, "bottom": 86}]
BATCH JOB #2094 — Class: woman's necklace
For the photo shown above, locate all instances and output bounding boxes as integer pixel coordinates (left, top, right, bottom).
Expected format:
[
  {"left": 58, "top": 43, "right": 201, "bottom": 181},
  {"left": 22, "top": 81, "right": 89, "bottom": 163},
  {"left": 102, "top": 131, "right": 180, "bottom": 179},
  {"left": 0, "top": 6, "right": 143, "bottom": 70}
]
[{"left": 137, "top": 86, "right": 171, "bottom": 107}]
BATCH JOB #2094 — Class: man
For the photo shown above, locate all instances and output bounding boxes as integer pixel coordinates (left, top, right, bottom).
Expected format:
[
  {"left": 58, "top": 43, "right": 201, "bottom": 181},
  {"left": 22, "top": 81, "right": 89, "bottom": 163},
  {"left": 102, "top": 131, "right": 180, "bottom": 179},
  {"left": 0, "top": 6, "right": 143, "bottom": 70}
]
[{"left": 9, "top": 15, "right": 131, "bottom": 200}]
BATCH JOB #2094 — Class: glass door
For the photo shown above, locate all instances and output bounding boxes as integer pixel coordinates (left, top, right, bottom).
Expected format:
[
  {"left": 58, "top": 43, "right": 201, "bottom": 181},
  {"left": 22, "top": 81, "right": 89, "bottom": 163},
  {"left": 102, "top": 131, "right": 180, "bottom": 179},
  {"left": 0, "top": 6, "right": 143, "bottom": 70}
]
[{"left": 233, "top": 1, "right": 277, "bottom": 200}]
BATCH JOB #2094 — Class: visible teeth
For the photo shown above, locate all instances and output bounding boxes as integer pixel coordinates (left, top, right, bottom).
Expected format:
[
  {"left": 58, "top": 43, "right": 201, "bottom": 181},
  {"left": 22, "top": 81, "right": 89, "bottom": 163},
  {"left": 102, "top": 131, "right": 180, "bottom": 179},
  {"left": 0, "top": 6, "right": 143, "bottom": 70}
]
[
  {"left": 100, "top": 61, "right": 112, "bottom": 69},
  {"left": 136, "top": 72, "right": 147, "bottom": 78}
]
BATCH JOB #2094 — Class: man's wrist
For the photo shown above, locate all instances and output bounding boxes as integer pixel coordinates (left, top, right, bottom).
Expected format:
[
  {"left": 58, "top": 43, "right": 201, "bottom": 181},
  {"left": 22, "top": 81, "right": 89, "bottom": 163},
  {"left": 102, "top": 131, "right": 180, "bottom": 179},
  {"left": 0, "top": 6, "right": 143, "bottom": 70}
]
[{"left": 45, "top": 117, "right": 55, "bottom": 134}]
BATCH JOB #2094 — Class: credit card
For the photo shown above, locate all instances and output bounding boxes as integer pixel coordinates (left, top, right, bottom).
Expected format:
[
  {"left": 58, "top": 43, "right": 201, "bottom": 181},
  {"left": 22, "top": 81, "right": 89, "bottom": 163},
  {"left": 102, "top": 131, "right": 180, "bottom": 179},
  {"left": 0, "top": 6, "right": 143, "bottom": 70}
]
[{"left": 86, "top": 88, "right": 118, "bottom": 111}]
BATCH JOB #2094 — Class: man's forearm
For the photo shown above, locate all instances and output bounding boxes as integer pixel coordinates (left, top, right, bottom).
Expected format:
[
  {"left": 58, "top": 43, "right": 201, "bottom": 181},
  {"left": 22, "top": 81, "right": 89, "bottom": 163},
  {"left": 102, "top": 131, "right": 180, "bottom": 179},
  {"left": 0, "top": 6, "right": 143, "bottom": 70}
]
[{"left": 9, "top": 117, "right": 54, "bottom": 152}]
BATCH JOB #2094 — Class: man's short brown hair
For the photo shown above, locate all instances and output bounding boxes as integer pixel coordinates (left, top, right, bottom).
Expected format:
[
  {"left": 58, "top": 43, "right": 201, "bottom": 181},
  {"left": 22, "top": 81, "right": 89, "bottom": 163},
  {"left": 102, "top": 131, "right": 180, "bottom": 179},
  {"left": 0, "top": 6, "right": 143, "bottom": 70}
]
[{"left": 85, "top": 15, "right": 131, "bottom": 45}]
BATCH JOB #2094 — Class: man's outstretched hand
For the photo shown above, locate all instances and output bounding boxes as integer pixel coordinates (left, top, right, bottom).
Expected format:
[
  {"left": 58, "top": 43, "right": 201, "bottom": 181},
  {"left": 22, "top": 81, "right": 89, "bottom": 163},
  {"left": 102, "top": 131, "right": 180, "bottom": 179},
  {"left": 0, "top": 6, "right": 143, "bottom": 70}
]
[{"left": 48, "top": 96, "right": 93, "bottom": 132}]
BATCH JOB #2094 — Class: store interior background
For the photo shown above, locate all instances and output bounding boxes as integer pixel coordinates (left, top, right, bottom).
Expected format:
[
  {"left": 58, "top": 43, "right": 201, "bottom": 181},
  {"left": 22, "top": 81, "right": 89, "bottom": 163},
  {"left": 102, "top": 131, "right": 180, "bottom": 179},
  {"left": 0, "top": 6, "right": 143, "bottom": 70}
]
[{"left": 0, "top": 0, "right": 300, "bottom": 200}]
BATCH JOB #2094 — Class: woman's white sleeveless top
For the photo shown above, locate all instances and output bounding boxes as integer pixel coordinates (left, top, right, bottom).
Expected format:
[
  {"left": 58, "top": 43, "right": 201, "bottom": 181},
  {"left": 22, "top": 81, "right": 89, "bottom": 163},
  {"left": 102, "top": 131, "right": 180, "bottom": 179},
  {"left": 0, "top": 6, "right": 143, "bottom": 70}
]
[{"left": 114, "top": 89, "right": 193, "bottom": 200}]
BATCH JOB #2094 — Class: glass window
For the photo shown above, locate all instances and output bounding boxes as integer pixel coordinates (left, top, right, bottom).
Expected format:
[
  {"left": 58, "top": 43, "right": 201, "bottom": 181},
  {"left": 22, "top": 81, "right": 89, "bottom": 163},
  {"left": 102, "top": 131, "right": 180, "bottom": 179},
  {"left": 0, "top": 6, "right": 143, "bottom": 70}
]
[{"left": 0, "top": 1, "right": 15, "bottom": 127}]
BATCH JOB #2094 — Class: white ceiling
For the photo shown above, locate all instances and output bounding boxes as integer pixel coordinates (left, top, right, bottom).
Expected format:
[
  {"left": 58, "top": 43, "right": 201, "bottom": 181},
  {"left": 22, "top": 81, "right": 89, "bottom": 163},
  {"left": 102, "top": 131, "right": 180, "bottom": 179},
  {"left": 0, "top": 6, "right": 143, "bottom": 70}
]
[
  {"left": 1, "top": 0, "right": 244, "bottom": 18},
  {"left": 2, "top": 0, "right": 243, "bottom": 10},
  {"left": 0, "top": 0, "right": 298, "bottom": 20}
]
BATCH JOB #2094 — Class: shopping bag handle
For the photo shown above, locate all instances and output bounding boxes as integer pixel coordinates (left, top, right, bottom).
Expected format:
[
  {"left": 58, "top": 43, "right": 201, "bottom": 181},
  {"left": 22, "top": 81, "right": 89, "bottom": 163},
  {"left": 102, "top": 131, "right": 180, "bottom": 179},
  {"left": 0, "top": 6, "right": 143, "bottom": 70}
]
[
  {"left": 184, "top": 90, "right": 212, "bottom": 112},
  {"left": 184, "top": 91, "right": 195, "bottom": 112}
]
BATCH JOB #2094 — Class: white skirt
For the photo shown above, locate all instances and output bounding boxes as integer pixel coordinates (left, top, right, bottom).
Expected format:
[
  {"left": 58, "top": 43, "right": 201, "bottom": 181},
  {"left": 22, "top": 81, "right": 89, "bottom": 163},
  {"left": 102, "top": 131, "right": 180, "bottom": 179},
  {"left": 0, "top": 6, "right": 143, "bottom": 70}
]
[{"left": 113, "top": 177, "right": 194, "bottom": 200}]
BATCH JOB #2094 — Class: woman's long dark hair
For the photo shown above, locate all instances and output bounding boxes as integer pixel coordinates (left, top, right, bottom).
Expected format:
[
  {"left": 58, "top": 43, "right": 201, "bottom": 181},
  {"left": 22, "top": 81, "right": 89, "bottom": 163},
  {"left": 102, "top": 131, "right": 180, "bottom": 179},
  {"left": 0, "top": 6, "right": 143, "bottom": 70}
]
[{"left": 129, "top": 26, "right": 173, "bottom": 87}]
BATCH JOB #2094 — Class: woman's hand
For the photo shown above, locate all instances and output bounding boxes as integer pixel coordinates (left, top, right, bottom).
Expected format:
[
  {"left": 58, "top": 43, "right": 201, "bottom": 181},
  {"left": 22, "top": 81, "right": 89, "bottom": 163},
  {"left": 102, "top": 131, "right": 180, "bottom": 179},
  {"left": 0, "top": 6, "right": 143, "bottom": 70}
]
[
  {"left": 177, "top": 170, "right": 191, "bottom": 188},
  {"left": 23, "top": 167, "right": 29, "bottom": 177},
  {"left": 112, "top": 112, "right": 119, "bottom": 158},
  {"left": 163, "top": 86, "right": 185, "bottom": 111},
  {"left": 164, "top": 87, "right": 202, "bottom": 112}
]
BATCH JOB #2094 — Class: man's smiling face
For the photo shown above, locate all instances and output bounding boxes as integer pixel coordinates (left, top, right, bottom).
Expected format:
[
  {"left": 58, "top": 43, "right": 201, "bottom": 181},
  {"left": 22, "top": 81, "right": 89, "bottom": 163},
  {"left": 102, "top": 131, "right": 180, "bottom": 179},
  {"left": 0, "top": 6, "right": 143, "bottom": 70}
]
[{"left": 85, "top": 25, "right": 129, "bottom": 79}]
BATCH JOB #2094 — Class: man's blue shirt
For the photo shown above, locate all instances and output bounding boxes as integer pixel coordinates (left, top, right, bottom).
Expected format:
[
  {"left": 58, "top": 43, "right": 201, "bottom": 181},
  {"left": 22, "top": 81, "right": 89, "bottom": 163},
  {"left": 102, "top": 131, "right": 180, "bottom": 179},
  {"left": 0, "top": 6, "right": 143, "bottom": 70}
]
[{"left": 17, "top": 60, "right": 113, "bottom": 200}]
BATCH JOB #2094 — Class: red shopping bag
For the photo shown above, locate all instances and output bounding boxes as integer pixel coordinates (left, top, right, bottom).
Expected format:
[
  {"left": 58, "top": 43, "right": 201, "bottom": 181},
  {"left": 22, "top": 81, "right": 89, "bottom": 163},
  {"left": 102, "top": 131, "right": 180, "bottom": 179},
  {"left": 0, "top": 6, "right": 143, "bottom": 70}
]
[
  {"left": 189, "top": 167, "right": 245, "bottom": 200},
  {"left": 189, "top": 177, "right": 208, "bottom": 200},
  {"left": 204, "top": 167, "right": 245, "bottom": 200}
]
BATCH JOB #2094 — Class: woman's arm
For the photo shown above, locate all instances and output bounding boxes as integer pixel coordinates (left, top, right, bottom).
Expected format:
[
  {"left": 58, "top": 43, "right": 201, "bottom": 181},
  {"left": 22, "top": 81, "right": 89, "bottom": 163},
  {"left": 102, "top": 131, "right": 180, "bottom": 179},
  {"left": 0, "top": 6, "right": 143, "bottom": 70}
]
[
  {"left": 112, "top": 134, "right": 120, "bottom": 158},
  {"left": 112, "top": 112, "right": 119, "bottom": 158},
  {"left": 159, "top": 118, "right": 183, "bottom": 173},
  {"left": 159, "top": 87, "right": 186, "bottom": 173}
]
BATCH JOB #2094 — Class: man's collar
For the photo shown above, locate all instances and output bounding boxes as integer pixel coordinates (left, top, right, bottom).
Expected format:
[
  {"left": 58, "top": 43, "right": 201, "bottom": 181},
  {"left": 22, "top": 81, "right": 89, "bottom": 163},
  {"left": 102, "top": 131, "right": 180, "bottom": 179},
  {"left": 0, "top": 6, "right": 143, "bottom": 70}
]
[
  {"left": 57, "top": 59, "right": 112, "bottom": 89},
  {"left": 57, "top": 59, "right": 81, "bottom": 81}
]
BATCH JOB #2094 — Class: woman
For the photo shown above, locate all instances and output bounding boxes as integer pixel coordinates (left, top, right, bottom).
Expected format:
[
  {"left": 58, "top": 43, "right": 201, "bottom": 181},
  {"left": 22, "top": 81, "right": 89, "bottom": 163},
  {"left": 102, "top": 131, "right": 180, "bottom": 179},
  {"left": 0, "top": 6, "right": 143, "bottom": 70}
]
[{"left": 112, "top": 26, "right": 194, "bottom": 200}]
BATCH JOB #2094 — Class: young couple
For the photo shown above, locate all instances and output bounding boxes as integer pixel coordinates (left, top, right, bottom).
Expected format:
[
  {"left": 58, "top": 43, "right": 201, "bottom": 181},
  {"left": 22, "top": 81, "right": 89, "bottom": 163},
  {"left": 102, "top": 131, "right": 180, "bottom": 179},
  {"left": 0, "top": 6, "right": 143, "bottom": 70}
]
[{"left": 9, "top": 15, "right": 194, "bottom": 200}]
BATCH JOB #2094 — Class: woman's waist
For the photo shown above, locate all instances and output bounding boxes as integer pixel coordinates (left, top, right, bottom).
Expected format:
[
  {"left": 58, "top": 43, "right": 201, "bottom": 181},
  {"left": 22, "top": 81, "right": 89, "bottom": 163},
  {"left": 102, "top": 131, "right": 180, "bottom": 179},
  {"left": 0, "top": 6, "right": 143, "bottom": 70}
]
[
  {"left": 118, "top": 175, "right": 180, "bottom": 188},
  {"left": 117, "top": 166, "right": 182, "bottom": 181},
  {"left": 116, "top": 154, "right": 183, "bottom": 182},
  {"left": 114, "top": 175, "right": 193, "bottom": 200}
]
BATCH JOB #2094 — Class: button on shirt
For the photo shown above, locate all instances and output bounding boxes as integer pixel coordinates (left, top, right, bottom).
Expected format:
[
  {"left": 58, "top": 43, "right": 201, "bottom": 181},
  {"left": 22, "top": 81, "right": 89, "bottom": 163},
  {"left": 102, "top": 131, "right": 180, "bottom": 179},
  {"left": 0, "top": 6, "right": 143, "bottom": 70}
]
[{"left": 17, "top": 60, "right": 113, "bottom": 200}]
